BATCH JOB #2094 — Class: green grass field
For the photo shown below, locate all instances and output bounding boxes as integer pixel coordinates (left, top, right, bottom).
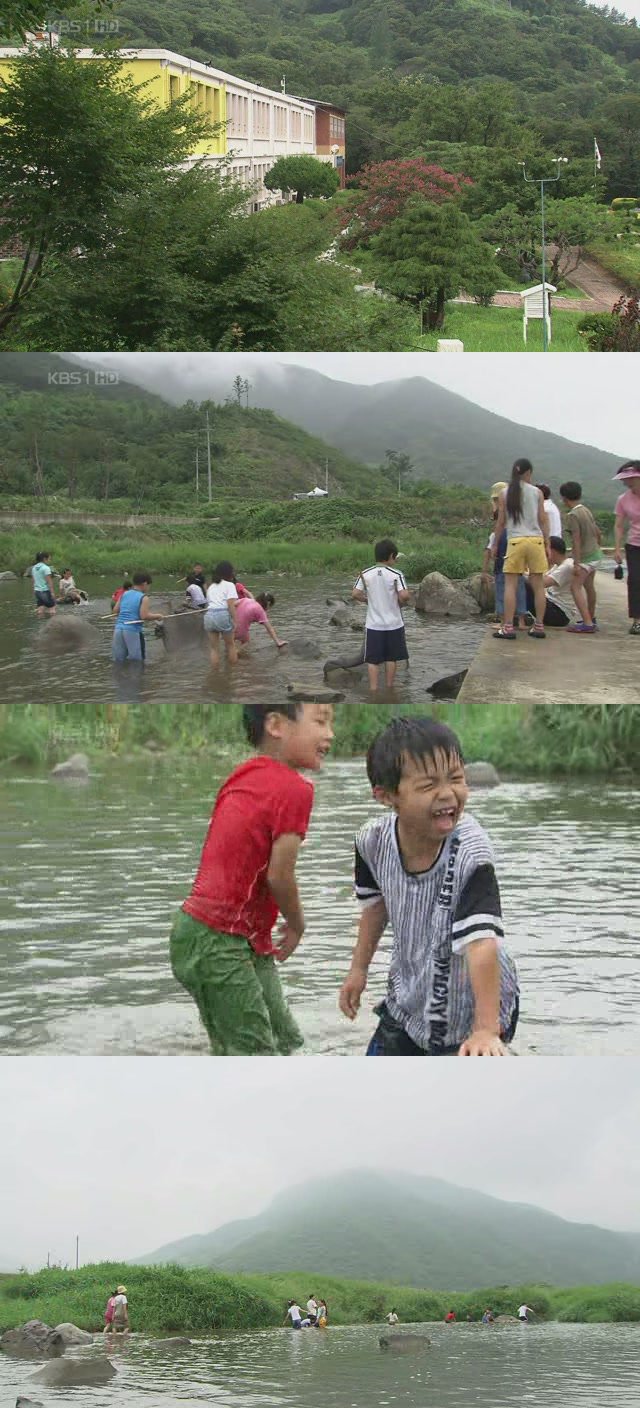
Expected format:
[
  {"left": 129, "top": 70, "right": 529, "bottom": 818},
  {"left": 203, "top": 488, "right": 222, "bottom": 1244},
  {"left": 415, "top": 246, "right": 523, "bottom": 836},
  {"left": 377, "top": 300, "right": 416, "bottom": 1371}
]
[
  {"left": 586, "top": 240, "right": 640, "bottom": 291},
  {"left": 418, "top": 303, "right": 586, "bottom": 351},
  {"left": 1, "top": 1264, "right": 639, "bottom": 1333}
]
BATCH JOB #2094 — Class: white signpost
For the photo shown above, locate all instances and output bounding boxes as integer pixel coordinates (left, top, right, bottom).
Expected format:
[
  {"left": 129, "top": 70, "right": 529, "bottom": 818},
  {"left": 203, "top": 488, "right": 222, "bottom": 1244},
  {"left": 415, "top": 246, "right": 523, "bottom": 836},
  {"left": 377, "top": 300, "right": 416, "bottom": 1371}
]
[{"left": 520, "top": 283, "right": 556, "bottom": 346}]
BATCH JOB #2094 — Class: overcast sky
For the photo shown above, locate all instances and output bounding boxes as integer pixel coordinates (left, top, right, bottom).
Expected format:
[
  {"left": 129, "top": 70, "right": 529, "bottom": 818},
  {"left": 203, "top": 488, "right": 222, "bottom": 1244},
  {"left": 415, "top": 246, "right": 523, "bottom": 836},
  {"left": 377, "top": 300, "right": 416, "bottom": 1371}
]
[
  {"left": 595, "top": 0, "right": 640, "bottom": 17},
  {"left": 1, "top": 1060, "right": 639, "bottom": 1271},
  {"left": 74, "top": 353, "right": 637, "bottom": 459}
]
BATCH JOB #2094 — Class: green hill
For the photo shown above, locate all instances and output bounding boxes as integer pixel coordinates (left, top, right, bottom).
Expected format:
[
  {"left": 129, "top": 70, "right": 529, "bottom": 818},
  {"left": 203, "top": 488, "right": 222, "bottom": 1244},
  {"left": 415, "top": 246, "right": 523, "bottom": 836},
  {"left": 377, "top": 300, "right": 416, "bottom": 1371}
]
[
  {"left": 136, "top": 1170, "right": 640, "bottom": 1290},
  {"left": 94, "top": 357, "right": 625, "bottom": 506},
  {"left": 108, "top": 0, "right": 640, "bottom": 193},
  {"left": 0, "top": 354, "right": 387, "bottom": 502}
]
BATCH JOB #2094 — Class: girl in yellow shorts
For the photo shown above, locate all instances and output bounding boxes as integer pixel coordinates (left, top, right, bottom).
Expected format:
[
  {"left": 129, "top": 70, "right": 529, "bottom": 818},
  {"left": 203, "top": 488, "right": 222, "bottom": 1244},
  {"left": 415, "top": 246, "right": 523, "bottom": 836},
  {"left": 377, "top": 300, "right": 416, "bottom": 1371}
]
[{"left": 492, "top": 459, "right": 550, "bottom": 640}]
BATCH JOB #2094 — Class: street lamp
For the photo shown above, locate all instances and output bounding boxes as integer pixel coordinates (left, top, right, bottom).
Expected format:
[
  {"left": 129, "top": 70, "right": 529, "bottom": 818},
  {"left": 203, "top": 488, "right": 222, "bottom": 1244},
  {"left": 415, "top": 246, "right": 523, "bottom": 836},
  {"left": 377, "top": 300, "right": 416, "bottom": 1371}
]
[{"left": 520, "top": 157, "right": 568, "bottom": 351}]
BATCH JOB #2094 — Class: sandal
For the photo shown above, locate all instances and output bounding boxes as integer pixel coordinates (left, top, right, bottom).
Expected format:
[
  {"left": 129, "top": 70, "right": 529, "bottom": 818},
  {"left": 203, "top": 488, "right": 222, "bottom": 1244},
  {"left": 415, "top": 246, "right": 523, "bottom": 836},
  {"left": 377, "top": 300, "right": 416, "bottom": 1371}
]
[
  {"left": 630, "top": 622, "right": 640, "bottom": 636},
  {"left": 493, "top": 627, "right": 516, "bottom": 640},
  {"left": 528, "top": 625, "right": 546, "bottom": 639},
  {"left": 566, "top": 622, "right": 596, "bottom": 634}
]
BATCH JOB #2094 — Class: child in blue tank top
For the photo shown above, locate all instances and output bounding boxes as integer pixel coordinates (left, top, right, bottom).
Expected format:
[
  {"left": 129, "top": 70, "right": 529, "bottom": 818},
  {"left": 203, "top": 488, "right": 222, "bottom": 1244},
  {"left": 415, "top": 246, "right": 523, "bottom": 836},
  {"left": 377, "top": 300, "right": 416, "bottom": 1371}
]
[{"left": 112, "top": 571, "right": 163, "bottom": 663}]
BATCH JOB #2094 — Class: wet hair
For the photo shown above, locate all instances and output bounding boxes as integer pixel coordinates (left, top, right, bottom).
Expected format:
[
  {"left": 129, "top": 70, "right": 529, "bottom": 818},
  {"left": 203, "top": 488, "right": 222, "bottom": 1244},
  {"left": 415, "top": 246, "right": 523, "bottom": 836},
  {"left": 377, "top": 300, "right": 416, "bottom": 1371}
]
[
  {"left": 132, "top": 570, "right": 152, "bottom": 586},
  {"left": 374, "top": 538, "right": 398, "bottom": 562},
  {"left": 243, "top": 704, "right": 302, "bottom": 747},
  {"left": 538, "top": 483, "right": 551, "bottom": 500},
  {"left": 366, "top": 716, "right": 464, "bottom": 792},
  {"left": 505, "top": 458, "right": 533, "bottom": 525},
  {"left": 256, "top": 592, "right": 275, "bottom": 609},
  {"left": 559, "top": 481, "right": 581, "bottom": 502},
  {"left": 35, "top": 550, "right": 50, "bottom": 562},
  {"left": 212, "top": 560, "right": 235, "bottom": 584},
  {"left": 549, "top": 535, "right": 566, "bottom": 554}
]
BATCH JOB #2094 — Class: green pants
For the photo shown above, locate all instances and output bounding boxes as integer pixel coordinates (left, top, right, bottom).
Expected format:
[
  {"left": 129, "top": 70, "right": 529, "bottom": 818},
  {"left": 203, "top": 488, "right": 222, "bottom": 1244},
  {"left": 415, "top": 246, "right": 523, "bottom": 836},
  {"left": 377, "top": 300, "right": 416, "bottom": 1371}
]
[{"left": 170, "top": 909, "right": 304, "bottom": 1055}]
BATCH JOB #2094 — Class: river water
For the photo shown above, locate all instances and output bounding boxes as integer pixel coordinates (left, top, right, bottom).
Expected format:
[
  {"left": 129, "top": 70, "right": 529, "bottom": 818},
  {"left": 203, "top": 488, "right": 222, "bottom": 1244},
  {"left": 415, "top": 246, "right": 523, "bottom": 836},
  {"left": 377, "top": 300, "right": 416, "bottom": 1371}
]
[
  {"left": 0, "top": 574, "right": 484, "bottom": 701},
  {"left": 1, "top": 1324, "right": 639, "bottom": 1408},
  {"left": 1, "top": 759, "right": 638, "bottom": 1056}
]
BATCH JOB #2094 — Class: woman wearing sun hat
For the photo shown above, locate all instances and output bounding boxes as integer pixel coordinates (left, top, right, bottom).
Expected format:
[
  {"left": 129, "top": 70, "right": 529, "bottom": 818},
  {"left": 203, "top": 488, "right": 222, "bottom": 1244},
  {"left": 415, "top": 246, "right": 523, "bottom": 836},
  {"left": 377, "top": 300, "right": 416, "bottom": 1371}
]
[
  {"left": 111, "top": 1285, "right": 130, "bottom": 1334},
  {"left": 613, "top": 460, "right": 640, "bottom": 635}
]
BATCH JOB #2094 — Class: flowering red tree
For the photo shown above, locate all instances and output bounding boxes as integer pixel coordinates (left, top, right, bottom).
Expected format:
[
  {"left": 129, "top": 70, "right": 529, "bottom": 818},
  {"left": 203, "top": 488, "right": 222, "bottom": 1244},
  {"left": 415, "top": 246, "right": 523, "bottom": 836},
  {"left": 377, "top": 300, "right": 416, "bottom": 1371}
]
[{"left": 344, "top": 159, "right": 473, "bottom": 246}]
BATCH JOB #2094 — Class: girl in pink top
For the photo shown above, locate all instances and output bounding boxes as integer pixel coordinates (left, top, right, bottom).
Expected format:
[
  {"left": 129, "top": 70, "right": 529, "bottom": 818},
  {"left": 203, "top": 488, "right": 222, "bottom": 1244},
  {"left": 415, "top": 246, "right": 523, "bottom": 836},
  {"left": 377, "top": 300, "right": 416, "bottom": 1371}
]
[
  {"left": 234, "top": 592, "right": 287, "bottom": 650},
  {"left": 613, "top": 460, "right": 640, "bottom": 634}
]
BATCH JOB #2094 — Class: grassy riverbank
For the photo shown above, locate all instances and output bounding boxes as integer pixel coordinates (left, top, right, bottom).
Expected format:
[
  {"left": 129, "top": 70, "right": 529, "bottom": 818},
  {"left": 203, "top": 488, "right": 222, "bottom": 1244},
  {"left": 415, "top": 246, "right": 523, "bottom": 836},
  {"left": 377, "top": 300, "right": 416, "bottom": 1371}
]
[
  {"left": 0, "top": 1265, "right": 638, "bottom": 1333},
  {"left": 0, "top": 704, "right": 637, "bottom": 778}
]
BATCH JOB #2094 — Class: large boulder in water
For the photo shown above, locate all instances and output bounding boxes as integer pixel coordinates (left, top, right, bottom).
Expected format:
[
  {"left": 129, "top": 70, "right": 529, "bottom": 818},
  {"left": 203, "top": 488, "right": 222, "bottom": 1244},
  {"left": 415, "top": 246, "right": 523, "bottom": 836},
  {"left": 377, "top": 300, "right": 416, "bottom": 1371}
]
[
  {"left": 31, "top": 1357, "right": 117, "bottom": 1386},
  {"left": 37, "top": 616, "right": 98, "bottom": 654},
  {"left": 0, "top": 1322, "right": 66, "bottom": 1360},
  {"left": 465, "top": 761, "right": 500, "bottom": 787},
  {"left": 379, "top": 1334, "right": 430, "bottom": 1353},
  {"left": 494, "top": 1315, "right": 521, "bottom": 1324},
  {"left": 51, "top": 752, "right": 90, "bottom": 783},
  {"left": 53, "top": 1323, "right": 94, "bottom": 1346},
  {"left": 0, "top": 570, "right": 17, "bottom": 581},
  {"left": 287, "top": 638, "right": 324, "bottom": 661},
  {"left": 323, "top": 644, "right": 365, "bottom": 679},
  {"left": 415, "top": 572, "right": 481, "bottom": 617},
  {"left": 16, "top": 1398, "right": 44, "bottom": 1407},
  {"left": 460, "top": 572, "right": 495, "bottom": 613}
]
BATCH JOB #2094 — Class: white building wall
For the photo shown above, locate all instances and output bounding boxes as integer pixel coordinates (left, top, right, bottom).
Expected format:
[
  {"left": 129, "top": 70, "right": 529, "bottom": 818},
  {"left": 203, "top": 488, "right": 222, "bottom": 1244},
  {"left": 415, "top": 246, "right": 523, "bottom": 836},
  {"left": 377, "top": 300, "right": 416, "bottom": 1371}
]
[{"left": 109, "top": 49, "right": 317, "bottom": 209}]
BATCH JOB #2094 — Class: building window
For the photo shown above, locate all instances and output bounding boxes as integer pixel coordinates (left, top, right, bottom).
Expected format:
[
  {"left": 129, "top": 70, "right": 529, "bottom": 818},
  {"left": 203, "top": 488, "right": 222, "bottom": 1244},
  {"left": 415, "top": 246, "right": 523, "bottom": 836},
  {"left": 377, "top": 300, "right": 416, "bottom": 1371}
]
[
  {"left": 274, "top": 104, "right": 287, "bottom": 139},
  {"left": 291, "top": 110, "right": 301, "bottom": 142},
  {"left": 169, "top": 74, "right": 180, "bottom": 103},
  {"left": 304, "top": 112, "right": 314, "bottom": 143}
]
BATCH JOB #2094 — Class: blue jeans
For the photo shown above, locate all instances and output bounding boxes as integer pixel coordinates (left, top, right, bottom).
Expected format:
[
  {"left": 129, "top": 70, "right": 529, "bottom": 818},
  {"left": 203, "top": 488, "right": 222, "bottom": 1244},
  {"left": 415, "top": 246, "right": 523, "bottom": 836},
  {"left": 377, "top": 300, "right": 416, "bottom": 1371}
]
[
  {"left": 495, "top": 572, "right": 527, "bottom": 618},
  {"left": 112, "top": 628, "right": 146, "bottom": 662}
]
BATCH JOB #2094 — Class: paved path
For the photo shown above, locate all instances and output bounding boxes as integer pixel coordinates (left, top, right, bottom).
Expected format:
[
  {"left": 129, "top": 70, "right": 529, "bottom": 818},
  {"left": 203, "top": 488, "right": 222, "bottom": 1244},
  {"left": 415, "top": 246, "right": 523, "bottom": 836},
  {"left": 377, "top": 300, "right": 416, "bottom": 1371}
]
[
  {"left": 455, "top": 251, "right": 628, "bottom": 314},
  {"left": 459, "top": 570, "right": 639, "bottom": 704}
]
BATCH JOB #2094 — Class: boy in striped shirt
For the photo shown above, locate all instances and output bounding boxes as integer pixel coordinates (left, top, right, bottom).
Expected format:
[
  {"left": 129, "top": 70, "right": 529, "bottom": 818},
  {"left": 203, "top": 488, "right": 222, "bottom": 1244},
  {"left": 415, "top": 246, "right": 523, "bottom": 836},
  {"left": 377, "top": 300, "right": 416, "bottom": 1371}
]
[{"left": 339, "top": 716, "right": 519, "bottom": 1055}]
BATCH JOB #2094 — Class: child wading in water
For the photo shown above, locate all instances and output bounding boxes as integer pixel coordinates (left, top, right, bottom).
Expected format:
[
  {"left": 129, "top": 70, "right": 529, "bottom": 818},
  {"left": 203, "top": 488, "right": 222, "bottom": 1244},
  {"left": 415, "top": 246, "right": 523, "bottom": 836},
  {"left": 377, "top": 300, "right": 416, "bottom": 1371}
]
[
  {"left": 111, "top": 571, "right": 163, "bottom": 663},
  {"left": 204, "top": 560, "right": 239, "bottom": 669},
  {"left": 559, "top": 481, "right": 603, "bottom": 634},
  {"left": 339, "top": 716, "right": 519, "bottom": 1055},
  {"left": 353, "top": 539, "right": 411, "bottom": 693},
  {"left": 170, "top": 703, "right": 334, "bottom": 1054},
  {"left": 492, "top": 459, "right": 549, "bottom": 639}
]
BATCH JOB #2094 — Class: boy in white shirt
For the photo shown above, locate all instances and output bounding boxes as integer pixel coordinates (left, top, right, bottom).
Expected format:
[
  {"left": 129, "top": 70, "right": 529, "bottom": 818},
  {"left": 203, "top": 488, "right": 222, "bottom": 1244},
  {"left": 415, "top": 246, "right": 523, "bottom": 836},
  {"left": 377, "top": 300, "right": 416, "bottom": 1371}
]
[
  {"left": 353, "top": 539, "right": 411, "bottom": 693},
  {"left": 525, "top": 536, "right": 577, "bottom": 627}
]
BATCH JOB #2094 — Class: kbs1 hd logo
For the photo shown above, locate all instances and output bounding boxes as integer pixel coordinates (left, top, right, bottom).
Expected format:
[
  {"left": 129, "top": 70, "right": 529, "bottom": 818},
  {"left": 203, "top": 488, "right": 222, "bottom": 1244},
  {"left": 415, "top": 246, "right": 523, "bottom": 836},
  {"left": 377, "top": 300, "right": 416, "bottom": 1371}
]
[{"left": 47, "top": 370, "right": 120, "bottom": 387}]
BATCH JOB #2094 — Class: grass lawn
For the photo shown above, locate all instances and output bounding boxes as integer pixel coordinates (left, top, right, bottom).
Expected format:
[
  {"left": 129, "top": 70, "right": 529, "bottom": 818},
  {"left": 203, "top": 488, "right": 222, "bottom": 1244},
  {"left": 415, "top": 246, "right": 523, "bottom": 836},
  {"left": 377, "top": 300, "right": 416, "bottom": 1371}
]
[
  {"left": 587, "top": 240, "right": 640, "bottom": 290},
  {"left": 418, "top": 302, "right": 586, "bottom": 351}
]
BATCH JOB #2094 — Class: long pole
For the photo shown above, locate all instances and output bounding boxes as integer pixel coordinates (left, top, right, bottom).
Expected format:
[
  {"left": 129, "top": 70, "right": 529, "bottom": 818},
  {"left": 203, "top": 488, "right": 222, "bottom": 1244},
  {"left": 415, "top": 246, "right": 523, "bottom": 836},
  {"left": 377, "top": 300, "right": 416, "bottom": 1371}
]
[
  {"left": 75, "top": 1236, "right": 79, "bottom": 1270},
  {"left": 195, "top": 445, "right": 199, "bottom": 499},
  {"left": 540, "top": 178, "right": 548, "bottom": 354},
  {"left": 325, "top": 457, "right": 328, "bottom": 493},
  {"left": 205, "top": 411, "right": 212, "bottom": 504}
]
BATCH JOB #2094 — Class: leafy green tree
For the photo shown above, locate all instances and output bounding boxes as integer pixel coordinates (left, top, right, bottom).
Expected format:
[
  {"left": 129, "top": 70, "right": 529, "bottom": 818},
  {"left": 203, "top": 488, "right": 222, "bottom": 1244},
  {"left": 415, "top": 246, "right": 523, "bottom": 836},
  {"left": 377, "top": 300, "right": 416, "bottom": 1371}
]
[
  {"left": 0, "top": 45, "right": 214, "bottom": 336},
  {"left": 264, "top": 155, "right": 340, "bottom": 203},
  {"left": 384, "top": 448, "right": 414, "bottom": 495},
  {"left": 372, "top": 200, "right": 499, "bottom": 331},
  {"left": 544, "top": 197, "right": 610, "bottom": 285}
]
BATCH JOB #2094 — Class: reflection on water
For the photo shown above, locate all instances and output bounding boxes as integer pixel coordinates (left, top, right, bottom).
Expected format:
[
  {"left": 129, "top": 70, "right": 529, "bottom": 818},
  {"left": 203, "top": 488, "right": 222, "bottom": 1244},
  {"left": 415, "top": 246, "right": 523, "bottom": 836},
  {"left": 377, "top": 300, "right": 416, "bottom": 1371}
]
[
  {"left": 0, "top": 758, "right": 638, "bottom": 1056},
  {"left": 0, "top": 574, "right": 484, "bottom": 701},
  {"left": 1, "top": 1324, "right": 639, "bottom": 1408}
]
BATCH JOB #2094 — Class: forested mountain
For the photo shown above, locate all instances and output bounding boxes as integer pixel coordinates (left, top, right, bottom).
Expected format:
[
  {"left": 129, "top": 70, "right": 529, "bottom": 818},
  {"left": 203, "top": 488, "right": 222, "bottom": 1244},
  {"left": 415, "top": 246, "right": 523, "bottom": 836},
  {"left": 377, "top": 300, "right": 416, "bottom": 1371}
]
[
  {"left": 0, "top": 354, "right": 385, "bottom": 501},
  {"left": 75, "top": 356, "right": 624, "bottom": 504},
  {"left": 137, "top": 1169, "right": 640, "bottom": 1290},
  {"left": 112, "top": 0, "right": 640, "bottom": 192}
]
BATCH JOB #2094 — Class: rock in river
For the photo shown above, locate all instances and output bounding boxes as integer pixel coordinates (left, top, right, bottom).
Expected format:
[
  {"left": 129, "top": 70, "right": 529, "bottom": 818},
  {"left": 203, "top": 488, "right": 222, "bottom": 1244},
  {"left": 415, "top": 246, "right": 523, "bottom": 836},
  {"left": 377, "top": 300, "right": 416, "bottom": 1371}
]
[
  {"left": 53, "top": 1322, "right": 94, "bottom": 1346},
  {"left": 0, "top": 1322, "right": 65, "bottom": 1361},
  {"left": 51, "top": 752, "right": 90, "bottom": 782},
  {"left": 153, "top": 1337, "right": 193, "bottom": 1349},
  {"left": 464, "top": 761, "right": 500, "bottom": 787},
  {"left": 0, "top": 570, "right": 17, "bottom": 581},
  {"left": 379, "top": 1334, "right": 430, "bottom": 1353},
  {"left": 16, "top": 1398, "right": 44, "bottom": 1407},
  {"left": 415, "top": 572, "right": 481, "bottom": 618},
  {"left": 31, "top": 1357, "right": 117, "bottom": 1386}
]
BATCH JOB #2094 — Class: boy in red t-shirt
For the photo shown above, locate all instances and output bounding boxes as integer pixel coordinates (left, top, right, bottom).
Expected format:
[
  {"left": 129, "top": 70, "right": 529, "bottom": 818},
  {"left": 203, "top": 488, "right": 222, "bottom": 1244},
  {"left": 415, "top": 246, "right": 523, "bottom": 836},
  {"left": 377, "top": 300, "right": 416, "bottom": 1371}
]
[{"left": 170, "top": 702, "right": 334, "bottom": 1054}]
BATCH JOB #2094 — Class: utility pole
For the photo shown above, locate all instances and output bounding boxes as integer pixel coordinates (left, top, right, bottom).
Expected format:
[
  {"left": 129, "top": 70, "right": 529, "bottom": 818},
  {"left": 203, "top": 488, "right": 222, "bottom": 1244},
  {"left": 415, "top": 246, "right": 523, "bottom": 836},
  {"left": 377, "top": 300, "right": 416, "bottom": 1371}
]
[
  {"left": 325, "top": 457, "right": 329, "bottom": 493},
  {"left": 195, "top": 444, "right": 199, "bottom": 498},
  {"left": 75, "top": 1236, "right": 79, "bottom": 1270},
  {"left": 205, "top": 410, "right": 212, "bottom": 504},
  {"left": 521, "top": 157, "right": 568, "bottom": 351}
]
